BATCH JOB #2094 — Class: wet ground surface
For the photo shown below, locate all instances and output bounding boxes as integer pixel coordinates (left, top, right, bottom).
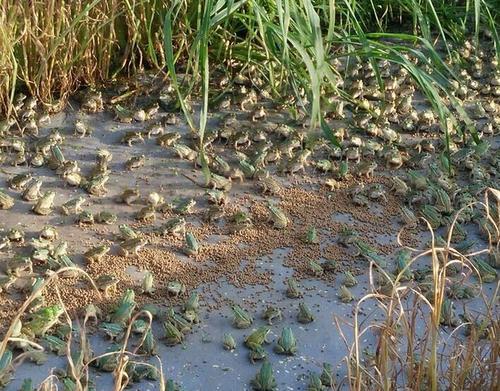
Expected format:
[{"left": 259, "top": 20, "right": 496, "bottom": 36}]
[{"left": 1, "top": 103, "right": 498, "bottom": 390}]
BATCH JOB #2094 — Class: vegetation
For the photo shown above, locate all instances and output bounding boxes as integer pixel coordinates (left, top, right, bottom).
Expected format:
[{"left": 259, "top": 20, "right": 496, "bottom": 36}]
[{"left": 0, "top": 1, "right": 498, "bottom": 390}]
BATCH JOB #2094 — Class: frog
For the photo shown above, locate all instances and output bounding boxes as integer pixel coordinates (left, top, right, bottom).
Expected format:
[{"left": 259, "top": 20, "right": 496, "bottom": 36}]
[
  {"left": 204, "top": 205, "right": 225, "bottom": 223},
  {"left": 303, "top": 226, "right": 319, "bottom": 244},
  {"left": 118, "top": 188, "right": 140, "bottom": 205},
  {"left": 6, "top": 228, "right": 24, "bottom": 244},
  {"left": 42, "top": 335, "right": 66, "bottom": 356},
  {"left": 163, "top": 321, "right": 184, "bottom": 346},
  {"left": 309, "top": 260, "right": 324, "bottom": 277},
  {"left": 135, "top": 205, "right": 156, "bottom": 223},
  {"left": 95, "top": 274, "right": 119, "bottom": 298},
  {"left": 303, "top": 372, "right": 324, "bottom": 391},
  {"left": 297, "top": 302, "right": 314, "bottom": 324},
  {"left": 22, "top": 305, "right": 64, "bottom": 337},
  {"left": 32, "top": 191, "right": 55, "bottom": 215},
  {"left": 223, "top": 333, "right": 236, "bottom": 351},
  {"left": 138, "top": 328, "right": 157, "bottom": 356},
  {"left": 74, "top": 119, "right": 91, "bottom": 138},
  {"left": 165, "top": 308, "right": 191, "bottom": 334},
  {"left": 267, "top": 203, "right": 289, "bottom": 229},
  {"left": 420, "top": 204, "right": 442, "bottom": 229},
  {"left": 113, "top": 104, "right": 134, "bottom": 123},
  {"left": 139, "top": 271, "right": 154, "bottom": 295},
  {"left": 172, "top": 198, "right": 196, "bottom": 215},
  {"left": 95, "top": 211, "right": 117, "bottom": 225},
  {"left": 6, "top": 257, "right": 33, "bottom": 276},
  {"left": 399, "top": 205, "right": 417, "bottom": 226},
  {"left": 250, "top": 361, "right": 277, "bottom": 391},
  {"left": 368, "top": 184, "right": 387, "bottom": 202},
  {"left": 257, "top": 175, "right": 282, "bottom": 195},
  {"left": 118, "top": 237, "right": 147, "bottom": 257},
  {"left": 123, "top": 155, "right": 145, "bottom": 171},
  {"left": 84, "top": 244, "right": 111, "bottom": 263},
  {"left": 8, "top": 173, "right": 32, "bottom": 191},
  {"left": 156, "top": 131, "right": 181, "bottom": 148},
  {"left": 447, "top": 283, "right": 477, "bottom": 300},
  {"left": 81, "top": 90, "right": 104, "bottom": 113},
  {"left": 338, "top": 285, "right": 355, "bottom": 303},
  {"left": 274, "top": 327, "right": 297, "bottom": 355},
  {"left": 83, "top": 174, "right": 109, "bottom": 196},
  {"left": 132, "top": 108, "right": 147, "bottom": 122},
  {"left": 39, "top": 225, "right": 58, "bottom": 241},
  {"left": 121, "top": 131, "right": 144, "bottom": 146},
  {"left": 440, "top": 298, "right": 459, "bottom": 327},
  {"left": 182, "top": 232, "right": 200, "bottom": 256},
  {"left": 232, "top": 305, "right": 254, "bottom": 329},
  {"left": 432, "top": 186, "right": 453, "bottom": 215},
  {"left": 318, "top": 362, "right": 335, "bottom": 387},
  {"left": 30, "top": 153, "right": 45, "bottom": 167},
  {"left": 172, "top": 143, "right": 198, "bottom": 161},
  {"left": 76, "top": 210, "right": 94, "bottom": 226},
  {"left": 245, "top": 326, "right": 271, "bottom": 350},
  {"left": 390, "top": 177, "right": 409, "bottom": 196},
  {"left": 343, "top": 271, "right": 358, "bottom": 287},
  {"left": 286, "top": 278, "right": 303, "bottom": 299},
  {"left": 182, "top": 292, "right": 200, "bottom": 315},
  {"left": 61, "top": 196, "right": 86, "bottom": 215},
  {"left": 99, "top": 322, "right": 125, "bottom": 341},
  {"left": 166, "top": 281, "right": 186, "bottom": 297},
  {"left": 355, "top": 161, "right": 377, "bottom": 178},
  {"left": 262, "top": 306, "right": 282, "bottom": 325},
  {"left": 251, "top": 105, "right": 267, "bottom": 122},
  {"left": 209, "top": 173, "right": 232, "bottom": 191},
  {"left": 206, "top": 189, "right": 227, "bottom": 206},
  {"left": 471, "top": 257, "right": 497, "bottom": 283},
  {"left": 249, "top": 345, "right": 267, "bottom": 364},
  {"left": 352, "top": 193, "right": 369, "bottom": 207},
  {"left": 159, "top": 217, "right": 186, "bottom": 238},
  {"left": 118, "top": 224, "right": 138, "bottom": 241},
  {"left": 394, "top": 249, "right": 414, "bottom": 281},
  {"left": 20, "top": 179, "right": 42, "bottom": 202}
]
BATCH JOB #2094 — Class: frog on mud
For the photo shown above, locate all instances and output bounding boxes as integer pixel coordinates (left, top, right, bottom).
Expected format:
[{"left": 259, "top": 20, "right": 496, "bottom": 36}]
[
  {"left": 118, "top": 237, "right": 147, "bottom": 257},
  {"left": 22, "top": 305, "right": 64, "bottom": 337},
  {"left": 84, "top": 244, "right": 111, "bottom": 263},
  {"left": 262, "top": 306, "right": 282, "bottom": 325},
  {"left": 61, "top": 196, "right": 86, "bottom": 215},
  {"left": 267, "top": 203, "right": 289, "bottom": 229},
  {"left": 32, "top": 191, "right": 55, "bottom": 215},
  {"left": 118, "top": 188, "right": 140, "bottom": 205},
  {"left": 75, "top": 210, "right": 94, "bottom": 226},
  {"left": 297, "top": 302, "right": 314, "bottom": 323},
  {"left": 232, "top": 305, "right": 254, "bottom": 329},
  {"left": 250, "top": 361, "right": 277, "bottom": 391},
  {"left": 286, "top": 278, "right": 303, "bottom": 299},
  {"left": 135, "top": 205, "right": 156, "bottom": 223},
  {"left": 95, "top": 211, "right": 117, "bottom": 225},
  {"left": 166, "top": 281, "right": 186, "bottom": 297},
  {"left": 163, "top": 321, "right": 184, "bottom": 346},
  {"left": 117, "top": 224, "right": 138, "bottom": 241},
  {"left": 338, "top": 285, "right": 355, "bottom": 303},
  {"left": 95, "top": 274, "right": 119, "bottom": 298},
  {"left": 245, "top": 326, "right": 271, "bottom": 350},
  {"left": 274, "top": 327, "right": 297, "bottom": 355},
  {"left": 182, "top": 232, "right": 199, "bottom": 256},
  {"left": 223, "top": 333, "right": 236, "bottom": 351},
  {"left": 160, "top": 217, "right": 186, "bottom": 238}
]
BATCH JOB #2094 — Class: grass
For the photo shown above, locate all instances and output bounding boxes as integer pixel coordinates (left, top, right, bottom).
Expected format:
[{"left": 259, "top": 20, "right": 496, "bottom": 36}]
[
  {"left": 0, "top": 1, "right": 499, "bottom": 390},
  {"left": 337, "top": 188, "right": 499, "bottom": 391}
]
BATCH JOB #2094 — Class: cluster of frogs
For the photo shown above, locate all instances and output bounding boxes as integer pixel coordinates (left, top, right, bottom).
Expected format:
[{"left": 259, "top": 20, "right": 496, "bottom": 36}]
[{"left": 0, "top": 38, "right": 499, "bottom": 390}]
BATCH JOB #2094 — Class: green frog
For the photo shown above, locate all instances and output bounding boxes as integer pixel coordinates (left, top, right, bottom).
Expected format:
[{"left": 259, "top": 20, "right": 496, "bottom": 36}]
[
  {"left": 182, "top": 232, "right": 200, "bottom": 256},
  {"left": 95, "top": 275, "right": 119, "bottom": 298},
  {"left": 286, "top": 278, "right": 303, "bottom": 299},
  {"left": 118, "top": 237, "right": 147, "bottom": 257},
  {"left": 140, "top": 271, "right": 154, "bottom": 295},
  {"left": 244, "top": 326, "right": 271, "bottom": 350},
  {"left": 166, "top": 281, "right": 186, "bottom": 297},
  {"left": 250, "top": 361, "right": 277, "bottom": 391},
  {"left": 135, "top": 205, "right": 156, "bottom": 223},
  {"left": 125, "top": 155, "right": 145, "bottom": 170},
  {"left": 118, "top": 188, "right": 140, "bottom": 205},
  {"left": 267, "top": 203, "right": 289, "bottom": 229},
  {"left": 0, "top": 190, "right": 15, "bottom": 209},
  {"left": 83, "top": 174, "right": 109, "bottom": 196},
  {"left": 223, "top": 333, "right": 236, "bottom": 351},
  {"left": 8, "top": 173, "right": 32, "bottom": 191},
  {"left": 320, "top": 362, "right": 335, "bottom": 387},
  {"left": 163, "top": 321, "right": 184, "bottom": 346},
  {"left": 297, "top": 302, "right": 314, "bottom": 323},
  {"left": 338, "top": 285, "right": 355, "bottom": 303},
  {"left": 232, "top": 305, "right": 254, "bottom": 329},
  {"left": 76, "top": 210, "right": 94, "bottom": 226},
  {"left": 22, "top": 305, "right": 64, "bottom": 337},
  {"left": 118, "top": 224, "right": 138, "bottom": 241},
  {"left": 160, "top": 217, "right": 186, "bottom": 238},
  {"left": 394, "top": 249, "right": 414, "bottom": 281},
  {"left": 274, "top": 327, "right": 297, "bottom": 355},
  {"left": 84, "top": 244, "right": 111, "bottom": 263},
  {"left": 307, "top": 372, "right": 323, "bottom": 391}
]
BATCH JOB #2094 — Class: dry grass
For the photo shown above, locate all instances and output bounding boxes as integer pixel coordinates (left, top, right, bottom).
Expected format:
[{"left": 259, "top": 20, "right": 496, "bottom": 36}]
[{"left": 337, "top": 188, "right": 499, "bottom": 391}]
